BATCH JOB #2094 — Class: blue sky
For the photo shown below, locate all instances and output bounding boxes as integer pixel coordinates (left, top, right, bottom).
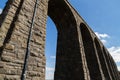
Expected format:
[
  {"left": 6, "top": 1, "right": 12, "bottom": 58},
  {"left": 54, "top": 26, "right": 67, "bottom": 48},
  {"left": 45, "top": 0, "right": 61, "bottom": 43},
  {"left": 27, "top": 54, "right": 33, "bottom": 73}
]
[{"left": 0, "top": 0, "right": 120, "bottom": 79}]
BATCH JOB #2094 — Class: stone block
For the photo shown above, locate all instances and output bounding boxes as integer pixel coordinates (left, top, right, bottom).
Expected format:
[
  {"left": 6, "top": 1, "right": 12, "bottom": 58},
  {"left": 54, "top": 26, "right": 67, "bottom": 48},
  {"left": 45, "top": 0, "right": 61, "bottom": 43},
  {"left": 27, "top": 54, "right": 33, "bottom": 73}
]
[
  {"left": 0, "top": 75, "right": 5, "bottom": 80},
  {"left": 4, "top": 75, "right": 20, "bottom": 80},
  {"left": 5, "top": 44, "right": 15, "bottom": 50}
]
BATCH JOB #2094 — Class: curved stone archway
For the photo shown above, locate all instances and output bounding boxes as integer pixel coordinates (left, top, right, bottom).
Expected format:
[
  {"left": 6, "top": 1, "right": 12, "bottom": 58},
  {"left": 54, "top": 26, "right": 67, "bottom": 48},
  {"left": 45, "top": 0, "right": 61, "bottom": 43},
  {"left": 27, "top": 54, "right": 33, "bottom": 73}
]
[
  {"left": 80, "top": 23, "right": 105, "bottom": 80},
  {"left": 0, "top": 0, "right": 119, "bottom": 80},
  {"left": 48, "top": 0, "right": 86, "bottom": 80}
]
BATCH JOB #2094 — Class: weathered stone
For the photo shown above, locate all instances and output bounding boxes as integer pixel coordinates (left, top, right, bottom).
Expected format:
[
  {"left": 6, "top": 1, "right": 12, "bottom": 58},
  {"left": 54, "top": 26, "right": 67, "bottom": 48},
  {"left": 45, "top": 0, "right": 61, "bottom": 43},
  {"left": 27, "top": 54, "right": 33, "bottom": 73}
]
[
  {"left": 1, "top": 56, "right": 13, "bottom": 62},
  {"left": 0, "top": 68, "right": 8, "bottom": 74},
  {"left": 0, "top": 62, "right": 5, "bottom": 68},
  {"left": 4, "top": 75, "right": 20, "bottom": 80},
  {"left": 30, "top": 51, "right": 39, "bottom": 57},
  {"left": 0, "top": 75, "right": 5, "bottom": 80},
  {"left": 5, "top": 44, "right": 15, "bottom": 50},
  {"left": 0, "top": 42, "right": 3, "bottom": 47},
  {"left": 28, "top": 71, "right": 41, "bottom": 77},
  {"left": 32, "top": 77, "right": 40, "bottom": 80},
  {"left": 0, "top": 0, "right": 119, "bottom": 80}
]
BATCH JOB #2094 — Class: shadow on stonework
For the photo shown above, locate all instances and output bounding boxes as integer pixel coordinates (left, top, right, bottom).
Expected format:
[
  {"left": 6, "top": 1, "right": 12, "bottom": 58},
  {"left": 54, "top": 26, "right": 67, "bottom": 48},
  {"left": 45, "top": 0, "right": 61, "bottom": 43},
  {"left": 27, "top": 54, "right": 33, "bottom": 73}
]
[{"left": 0, "top": 0, "right": 24, "bottom": 58}]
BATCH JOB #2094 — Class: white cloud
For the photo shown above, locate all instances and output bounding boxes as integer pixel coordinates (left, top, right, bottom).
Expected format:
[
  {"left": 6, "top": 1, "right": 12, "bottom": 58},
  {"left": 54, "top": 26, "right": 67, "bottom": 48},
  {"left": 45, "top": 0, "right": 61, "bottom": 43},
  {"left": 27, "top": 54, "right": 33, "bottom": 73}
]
[
  {"left": 95, "top": 32, "right": 110, "bottom": 39},
  {"left": 50, "top": 56, "right": 56, "bottom": 59},
  {"left": 46, "top": 72, "right": 54, "bottom": 80},
  {"left": 45, "top": 32, "right": 119, "bottom": 79},
  {"left": 108, "top": 46, "right": 120, "bottom": 63},
  {"left": 95, "top": 32, "right": 120, "bottom": 69},
  {"left": 95, "top": 32, "right": 110, "bottom": 44},
  {"left": 46, "top": 56, "right": 56, "bottom": 79},
  {"left": 46, "top": 67, "right": 55, "bottom": 79},
  {"left": 46, "top": 67, "right": 55, "bottom": 72},
  {"left": 118, "top": 66, "right": 120, "bottom": 71},
  {"left": 101, "top": 39, "right": 107, "bottom": 44},
  {"left": 0, "top": 9, "right": 2, "bottom": 14}
]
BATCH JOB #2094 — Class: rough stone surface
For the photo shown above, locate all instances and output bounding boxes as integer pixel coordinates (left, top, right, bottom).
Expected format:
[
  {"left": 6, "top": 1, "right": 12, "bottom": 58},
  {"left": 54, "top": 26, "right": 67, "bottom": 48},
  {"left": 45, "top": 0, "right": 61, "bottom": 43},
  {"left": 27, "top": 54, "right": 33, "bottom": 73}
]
[{"left": 0, "top": 0, "right": 119, "bottom": 80}]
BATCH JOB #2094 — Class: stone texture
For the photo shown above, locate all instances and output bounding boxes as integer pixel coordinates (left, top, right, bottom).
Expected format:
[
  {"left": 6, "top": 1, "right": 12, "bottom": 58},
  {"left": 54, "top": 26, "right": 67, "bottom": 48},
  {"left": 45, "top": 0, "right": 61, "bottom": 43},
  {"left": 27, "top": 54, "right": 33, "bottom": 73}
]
[
  {"left": 4, "top": 75, "right": 20, "bottom": 80},
  {"left": 5, "top": 44, "right": 15, "bottom": 50},
  {"left": 0, "top": 0, "right": 119, "bottom": 80}
]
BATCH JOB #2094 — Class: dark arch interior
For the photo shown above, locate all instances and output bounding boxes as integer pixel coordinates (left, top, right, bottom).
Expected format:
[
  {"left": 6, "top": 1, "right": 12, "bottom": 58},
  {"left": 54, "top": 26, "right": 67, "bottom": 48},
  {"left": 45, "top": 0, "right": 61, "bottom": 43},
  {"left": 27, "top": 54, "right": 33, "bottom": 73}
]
[{"left": 80, "top": 23, "right": 102, "bottom": 79}]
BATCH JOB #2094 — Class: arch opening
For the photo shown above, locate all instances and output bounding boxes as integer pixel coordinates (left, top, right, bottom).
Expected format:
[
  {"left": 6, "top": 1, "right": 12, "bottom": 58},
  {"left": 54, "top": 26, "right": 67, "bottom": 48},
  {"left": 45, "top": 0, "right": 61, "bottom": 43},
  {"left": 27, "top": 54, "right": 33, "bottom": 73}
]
[
  {"left": 45, "top": 16, "right": 57, "bottom": 80},
  {"left": 94, "top": 38, "right": 112, "bottom": 80},
  {"left": 80, "top": 23, "right": 103, "bottom": 79}
]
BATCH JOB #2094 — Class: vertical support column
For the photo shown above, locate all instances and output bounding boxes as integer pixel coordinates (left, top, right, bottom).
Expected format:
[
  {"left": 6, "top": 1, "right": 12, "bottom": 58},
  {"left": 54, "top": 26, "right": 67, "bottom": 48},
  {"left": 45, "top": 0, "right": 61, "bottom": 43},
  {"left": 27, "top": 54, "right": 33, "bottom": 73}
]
[
  {"left": 54, "top": 25, "right": 85, "bottom": 80},
  {"left": 0, "top": 0, "right": 48, "bottom": 80},
  {"left": 48, "top": 0, "right": 86, "bottom": 80},
  {"left": 77, "top": 26, "right": 90, "bottom": 80},
  {"left": 0, "top": 0, "right": 25, "bottom": 79}
]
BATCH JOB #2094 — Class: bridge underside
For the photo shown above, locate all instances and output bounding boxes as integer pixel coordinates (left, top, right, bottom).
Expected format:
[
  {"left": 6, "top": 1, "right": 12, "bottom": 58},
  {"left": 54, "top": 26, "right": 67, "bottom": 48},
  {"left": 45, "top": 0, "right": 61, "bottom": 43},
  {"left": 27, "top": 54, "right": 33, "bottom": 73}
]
[{"left": 0, "top": 0, "right": 119, "bottom": 80}]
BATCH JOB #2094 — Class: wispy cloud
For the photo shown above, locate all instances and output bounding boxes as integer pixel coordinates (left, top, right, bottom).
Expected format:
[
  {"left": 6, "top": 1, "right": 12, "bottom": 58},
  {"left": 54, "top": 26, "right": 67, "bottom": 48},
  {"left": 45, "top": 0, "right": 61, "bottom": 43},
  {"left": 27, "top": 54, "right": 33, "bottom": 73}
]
[
  {"left": 95, "top": 32, "right": 110, "bottom": 44},
  {"left": 50, "top": 56, "right": 56, "bottom": 59},
  {"left": 0, "top": 9, "right": 2, "bottom": 14},
  {"left": 46, "top": 67, "right": 54, "bottom": 79},
  {"left": 101, "top": 39, "right": 107, "bottom": 44},
  {"left": 46, "top": 55, "right": 56, "bottom": 79},
  {"left": 46, "top": 67, "right": 55, "bottom": 72},
  {"left": 108, "top": 46, "right": 120, "bottom": 63},
  {"left": 95, "top": 32, "right": 110, "bottom": 39}
]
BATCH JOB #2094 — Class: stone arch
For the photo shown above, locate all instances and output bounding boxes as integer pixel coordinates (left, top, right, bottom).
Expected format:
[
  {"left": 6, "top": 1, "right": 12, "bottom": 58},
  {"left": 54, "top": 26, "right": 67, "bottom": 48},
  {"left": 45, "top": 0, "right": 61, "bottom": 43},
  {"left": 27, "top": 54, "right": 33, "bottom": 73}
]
[
  {"left": 0, "top": 0, "right": 87, "bottom": 79},
  {"left": 48, "top": 0, "right": 77, "bottom": 32},
  {"left": 104, "top": 48, "right": 120, "bottom": 80},
  {"left": 94, "top": 38, "right": 112, "bottom": 80},
  {"left": 80, "top": 23, "right": 103, "bottom": 79},
  {"left": 48, "top": 0, "right": 85, "bottom": 80},
  {"left": 102, "top": 47, "right": 116, "bottom": 80},
  {"left": 0, "top": 0, "right": 119, "bottom": 80}
]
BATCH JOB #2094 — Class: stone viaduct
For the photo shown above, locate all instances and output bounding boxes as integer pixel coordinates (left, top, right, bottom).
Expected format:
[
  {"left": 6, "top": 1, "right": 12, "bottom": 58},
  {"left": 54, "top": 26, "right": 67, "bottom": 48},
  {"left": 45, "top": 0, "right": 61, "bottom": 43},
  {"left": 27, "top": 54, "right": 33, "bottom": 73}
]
[{"left": 0, "top": 0, "right": 119, "bottom": 80}]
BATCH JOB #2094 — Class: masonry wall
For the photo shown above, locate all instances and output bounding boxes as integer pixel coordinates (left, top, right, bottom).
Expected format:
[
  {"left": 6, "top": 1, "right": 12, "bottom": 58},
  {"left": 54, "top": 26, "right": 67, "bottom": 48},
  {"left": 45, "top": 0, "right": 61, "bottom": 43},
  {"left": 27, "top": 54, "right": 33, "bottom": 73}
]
[
  {"left": 0, "top": 0, "right": 119, "bottom": 80},
  {"left": 0, "top": 0, "right": 48, "bottom": 80}
]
